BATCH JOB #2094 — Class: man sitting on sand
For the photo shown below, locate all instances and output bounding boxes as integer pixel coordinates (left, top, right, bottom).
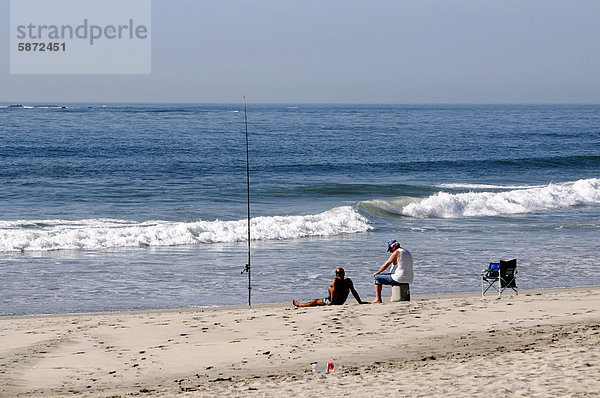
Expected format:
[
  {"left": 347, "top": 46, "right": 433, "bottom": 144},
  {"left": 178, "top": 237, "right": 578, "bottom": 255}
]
[
  {"left": 372, "top": 240, "right": 414, "bottom": 303},
  {"left": 292, "top": 267, "right": 367, "bottom": 307}
]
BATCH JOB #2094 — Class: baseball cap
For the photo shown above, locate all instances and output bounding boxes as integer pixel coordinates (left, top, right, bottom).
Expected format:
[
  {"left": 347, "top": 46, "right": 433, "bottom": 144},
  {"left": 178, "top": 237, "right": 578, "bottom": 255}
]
[{"left": 387, "top": 240, "right": 397, "bottom": 252}]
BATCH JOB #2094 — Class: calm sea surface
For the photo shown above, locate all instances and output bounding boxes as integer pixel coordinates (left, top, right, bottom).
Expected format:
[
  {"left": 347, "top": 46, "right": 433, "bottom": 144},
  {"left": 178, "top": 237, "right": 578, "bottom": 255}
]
[{"left": 1, "top": 104, "right": 599, "bottom": 315}]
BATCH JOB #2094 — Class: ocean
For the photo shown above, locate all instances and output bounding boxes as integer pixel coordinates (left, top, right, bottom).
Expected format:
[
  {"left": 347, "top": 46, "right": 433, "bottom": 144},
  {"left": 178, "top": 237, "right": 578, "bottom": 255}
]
[{"left": 1, "top": 103, "right": 599, "bottom": 315}]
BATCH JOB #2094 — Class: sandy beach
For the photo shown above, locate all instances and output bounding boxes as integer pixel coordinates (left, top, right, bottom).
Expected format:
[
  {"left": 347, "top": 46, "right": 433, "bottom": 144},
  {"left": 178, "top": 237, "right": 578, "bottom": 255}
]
[{"left": 1, "top": 286, "right": 599, "bottom": 397}]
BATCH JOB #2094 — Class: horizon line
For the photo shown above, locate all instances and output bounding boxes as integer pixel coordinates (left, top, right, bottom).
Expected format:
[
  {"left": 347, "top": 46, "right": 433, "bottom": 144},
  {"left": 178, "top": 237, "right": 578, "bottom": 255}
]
[{"left": 2, "top": 101, "right": 599, "bottom": 106}]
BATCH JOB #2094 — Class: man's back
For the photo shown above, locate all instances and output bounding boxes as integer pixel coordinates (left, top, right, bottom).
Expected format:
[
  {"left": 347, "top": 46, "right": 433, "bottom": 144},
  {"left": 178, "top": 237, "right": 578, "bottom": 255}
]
[
  {"left": 390, "top": 247, "right": 413, "bottom": 283},
  {"left": 331, "top": 277, "right": 352, "bottom": 305}
]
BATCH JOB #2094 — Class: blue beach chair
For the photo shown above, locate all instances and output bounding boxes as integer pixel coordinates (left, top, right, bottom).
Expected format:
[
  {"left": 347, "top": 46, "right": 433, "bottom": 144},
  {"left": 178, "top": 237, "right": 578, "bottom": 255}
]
[{"left": 481, "top": 259, "right": 518, "bottom": 298}]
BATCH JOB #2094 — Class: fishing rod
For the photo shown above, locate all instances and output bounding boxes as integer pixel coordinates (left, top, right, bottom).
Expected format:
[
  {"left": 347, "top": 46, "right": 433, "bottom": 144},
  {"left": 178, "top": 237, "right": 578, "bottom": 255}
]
[{"left": 241, "top": 96, "right": 252, "bottom": 307}]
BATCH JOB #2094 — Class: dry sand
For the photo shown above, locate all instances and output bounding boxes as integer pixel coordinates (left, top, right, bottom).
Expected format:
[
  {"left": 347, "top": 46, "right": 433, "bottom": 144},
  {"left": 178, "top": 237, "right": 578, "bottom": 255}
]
[{"left": 1, "top": 287, "right": 599, "bottom": 397}]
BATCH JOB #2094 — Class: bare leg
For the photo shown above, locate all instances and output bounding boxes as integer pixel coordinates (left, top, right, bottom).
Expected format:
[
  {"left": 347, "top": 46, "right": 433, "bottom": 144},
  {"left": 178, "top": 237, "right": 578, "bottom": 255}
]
[
  {"left": 372, "top": 284, "right": 383, "bottom": 303},
  {"left": 293, "top": 285, "right": 333, "bottom": 308},
  {"left": 292, "top": 299, "right": 325, "bottom": 308}
]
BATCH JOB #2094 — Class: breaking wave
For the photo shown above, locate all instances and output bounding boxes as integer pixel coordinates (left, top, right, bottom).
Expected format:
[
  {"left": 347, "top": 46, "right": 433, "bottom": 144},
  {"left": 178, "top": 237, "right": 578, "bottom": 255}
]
[
  {"left": 0, "top": 206, "right": 372, "bottom": 252},
  {"left": 366, "top": 178, "right": 600, "bottom": 218}
]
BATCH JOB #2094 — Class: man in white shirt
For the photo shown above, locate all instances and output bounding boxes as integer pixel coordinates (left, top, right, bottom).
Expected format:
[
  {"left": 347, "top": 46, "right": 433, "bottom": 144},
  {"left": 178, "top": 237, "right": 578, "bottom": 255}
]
[{"left": 372, "top": 240, "right": 413, "bottom": 303}]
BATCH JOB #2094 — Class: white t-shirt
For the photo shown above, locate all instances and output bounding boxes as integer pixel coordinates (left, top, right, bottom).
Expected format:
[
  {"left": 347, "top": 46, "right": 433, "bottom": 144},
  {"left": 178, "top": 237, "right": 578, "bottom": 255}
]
[{"left": 389, "top": 248, "right": 414, "bottom": 283}]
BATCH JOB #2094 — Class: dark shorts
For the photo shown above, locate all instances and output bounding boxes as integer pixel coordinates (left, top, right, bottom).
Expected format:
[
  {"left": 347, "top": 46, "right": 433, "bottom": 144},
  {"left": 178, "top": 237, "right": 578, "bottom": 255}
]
[{"left": 374, "top": 273, "right": 395, "bottom": 285}]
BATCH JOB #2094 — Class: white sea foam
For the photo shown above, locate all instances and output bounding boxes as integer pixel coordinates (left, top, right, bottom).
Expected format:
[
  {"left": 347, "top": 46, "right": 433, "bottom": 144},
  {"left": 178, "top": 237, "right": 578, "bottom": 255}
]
[
  {"left": 0, "top": 206, "right": 372, "bottom": 252},
  {"left": 403, "top": 178, "right": 600, "bottom": 218},
  {"left": 2, "top": 105, "right": 66, "bottom": 109}
]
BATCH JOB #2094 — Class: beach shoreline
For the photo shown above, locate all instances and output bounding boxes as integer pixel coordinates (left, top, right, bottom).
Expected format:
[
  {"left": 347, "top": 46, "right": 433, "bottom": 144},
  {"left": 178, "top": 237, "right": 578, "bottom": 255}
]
[
  {"left": 5, "top": 285, "right": 598, "bottom": 320},
  {"left": 1, "top": 286, "right": 599, "bottom": 397}
]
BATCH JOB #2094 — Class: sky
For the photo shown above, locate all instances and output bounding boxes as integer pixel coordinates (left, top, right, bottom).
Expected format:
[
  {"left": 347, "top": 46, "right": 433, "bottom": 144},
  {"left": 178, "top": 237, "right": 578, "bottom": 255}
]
[{"left": 1, "top": 0, "right": 599, "bottom": 104}]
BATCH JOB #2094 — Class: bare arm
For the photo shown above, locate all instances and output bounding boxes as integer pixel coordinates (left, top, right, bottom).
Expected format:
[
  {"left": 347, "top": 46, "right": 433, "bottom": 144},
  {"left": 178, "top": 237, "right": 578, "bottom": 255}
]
[
  {"left": 347, "top": 279, "right": 366, "bottom": 304},
  {"left": 373, "top": 251, "right": 398, "bottom": 276}
]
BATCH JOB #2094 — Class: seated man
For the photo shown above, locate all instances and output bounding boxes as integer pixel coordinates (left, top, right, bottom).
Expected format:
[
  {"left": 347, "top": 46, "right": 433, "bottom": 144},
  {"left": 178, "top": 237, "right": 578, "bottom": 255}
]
[
  {"left": 292, "top": 267, "right": 366, "bottom": 307},
  {"left": 372, "top": 239, "right": 413, "bottom": 303}
]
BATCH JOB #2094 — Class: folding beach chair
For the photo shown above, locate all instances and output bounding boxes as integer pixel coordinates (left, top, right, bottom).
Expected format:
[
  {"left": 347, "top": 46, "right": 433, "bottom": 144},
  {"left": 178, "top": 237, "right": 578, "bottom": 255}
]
[{"left": 481, "top": 259, "right": 518, "bottom": 298}]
